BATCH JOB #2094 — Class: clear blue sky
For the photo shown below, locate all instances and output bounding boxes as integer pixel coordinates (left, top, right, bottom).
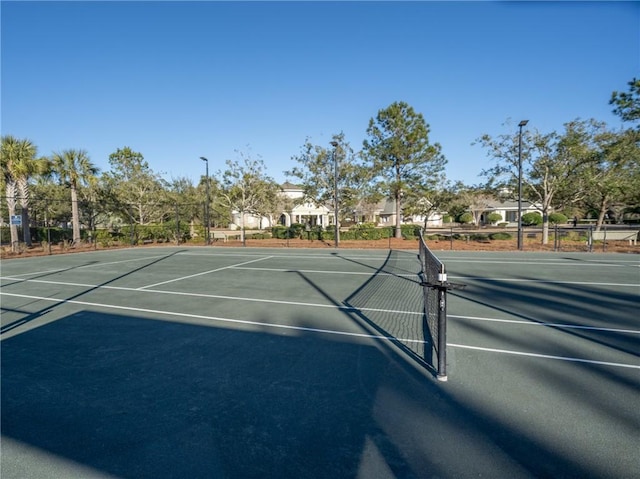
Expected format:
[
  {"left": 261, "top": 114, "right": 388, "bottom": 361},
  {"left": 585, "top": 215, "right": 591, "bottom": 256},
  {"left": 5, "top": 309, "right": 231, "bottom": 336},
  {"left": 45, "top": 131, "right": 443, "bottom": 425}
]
[{"left": 2, "top": 1, "right": 638, "bottom": 187}]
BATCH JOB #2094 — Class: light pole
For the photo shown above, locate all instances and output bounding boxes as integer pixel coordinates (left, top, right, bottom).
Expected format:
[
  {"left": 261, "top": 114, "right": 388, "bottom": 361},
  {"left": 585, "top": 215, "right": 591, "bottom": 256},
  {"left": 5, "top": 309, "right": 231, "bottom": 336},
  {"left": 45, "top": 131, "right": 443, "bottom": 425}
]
[
  {"left": 330, "top": 141, "right": 340, "bottom": 248},
  {"left": 200, "top": 156, "right": 210, "bottom": 245},
  {"left": 517, "top": 120, "right": 528, "bottom": 251}
]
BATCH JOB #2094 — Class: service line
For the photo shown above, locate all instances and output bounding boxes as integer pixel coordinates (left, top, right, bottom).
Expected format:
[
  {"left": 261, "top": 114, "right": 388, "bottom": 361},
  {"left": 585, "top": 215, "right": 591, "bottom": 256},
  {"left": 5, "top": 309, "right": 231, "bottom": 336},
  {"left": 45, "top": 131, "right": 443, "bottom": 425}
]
[
  {"left": 449, "top": 343, "right": 640, "bottom": 369},
  {"left": 136, "top": 256, "right": 274, "bottom": 289}
]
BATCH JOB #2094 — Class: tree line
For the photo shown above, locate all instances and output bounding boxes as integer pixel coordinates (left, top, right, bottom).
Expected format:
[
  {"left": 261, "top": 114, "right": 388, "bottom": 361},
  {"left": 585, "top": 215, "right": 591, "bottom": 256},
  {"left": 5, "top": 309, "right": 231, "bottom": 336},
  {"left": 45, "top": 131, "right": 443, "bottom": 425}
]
[{"left": 2, "top": 78, "right": 639, "bottom": 250}]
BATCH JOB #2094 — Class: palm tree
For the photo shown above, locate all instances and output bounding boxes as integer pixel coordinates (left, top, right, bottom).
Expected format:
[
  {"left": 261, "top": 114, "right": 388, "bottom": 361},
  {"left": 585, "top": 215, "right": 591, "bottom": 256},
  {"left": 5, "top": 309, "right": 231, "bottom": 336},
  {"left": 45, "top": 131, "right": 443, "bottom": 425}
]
[
  {"left": 1, "top": 135, "right": 43, "bottom": 249},
  {"left": 51, "top": 149, "right": 99, "bottom": 245}
]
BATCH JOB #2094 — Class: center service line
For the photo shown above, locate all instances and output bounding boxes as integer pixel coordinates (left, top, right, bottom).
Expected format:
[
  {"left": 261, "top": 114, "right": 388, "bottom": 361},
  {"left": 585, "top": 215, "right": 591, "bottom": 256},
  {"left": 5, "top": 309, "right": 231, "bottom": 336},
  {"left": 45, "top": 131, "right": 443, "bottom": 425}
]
[{"left": 136, "top": 256, "right": 274, "bottom": 290}]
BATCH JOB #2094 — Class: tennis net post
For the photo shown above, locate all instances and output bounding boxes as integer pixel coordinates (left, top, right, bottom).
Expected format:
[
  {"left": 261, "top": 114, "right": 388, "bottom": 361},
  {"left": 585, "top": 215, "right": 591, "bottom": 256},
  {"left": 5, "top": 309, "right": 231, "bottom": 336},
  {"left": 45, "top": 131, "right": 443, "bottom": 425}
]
[{"left": 418, "top": 229, "right": 465, "bottom": 381}]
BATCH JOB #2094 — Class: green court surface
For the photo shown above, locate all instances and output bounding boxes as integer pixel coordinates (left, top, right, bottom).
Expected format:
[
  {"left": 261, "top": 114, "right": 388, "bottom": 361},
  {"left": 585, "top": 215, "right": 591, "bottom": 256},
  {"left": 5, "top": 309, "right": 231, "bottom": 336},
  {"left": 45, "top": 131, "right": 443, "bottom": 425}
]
[{"left": 1, "top": 247, "right": 638, "bottom": 478}]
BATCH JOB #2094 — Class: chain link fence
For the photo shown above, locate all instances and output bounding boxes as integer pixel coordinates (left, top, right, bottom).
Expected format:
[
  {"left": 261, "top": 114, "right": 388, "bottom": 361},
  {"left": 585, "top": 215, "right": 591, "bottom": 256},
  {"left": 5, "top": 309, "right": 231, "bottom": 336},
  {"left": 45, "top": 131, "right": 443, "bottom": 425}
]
[{"left": 1, "top": 196, "right": 211, "bottom": 252}]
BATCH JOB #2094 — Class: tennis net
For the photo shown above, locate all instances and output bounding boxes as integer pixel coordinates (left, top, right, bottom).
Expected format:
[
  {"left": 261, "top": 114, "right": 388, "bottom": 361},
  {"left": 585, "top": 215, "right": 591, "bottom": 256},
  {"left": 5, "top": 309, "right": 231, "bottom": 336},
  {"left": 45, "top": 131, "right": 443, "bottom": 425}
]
[{"left": 418, "top": 230, "right": 449, "bottom": 381}]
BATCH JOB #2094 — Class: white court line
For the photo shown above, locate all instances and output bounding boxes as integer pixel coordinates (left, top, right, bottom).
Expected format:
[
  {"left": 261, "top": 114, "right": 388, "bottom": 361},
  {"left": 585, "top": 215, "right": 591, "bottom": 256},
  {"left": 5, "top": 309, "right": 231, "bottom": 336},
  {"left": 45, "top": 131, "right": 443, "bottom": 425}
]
[
  {"left": 2, "top": 291, "right": 637, "bottom": 370},
  {"left": 2, "top": 275, "right": 638, "bottom": 335},
  {"left": 3, "top": 254, "right": 172, "bottom": 278},
  {"left": 136, "top": 256, "right": 274, "bottom": 289},
  {"left": 449, "top": 315, "right": 640, "bottom": 335},
  {"left": 0, "top": 276, "right": 419, "bottom": 316},
  {"left": 0, "top": 292, "right": 425, "bottom": 344},
  {"left": 443, "top": 259, "right": 631, "bottom": 267},
  {"left": 228, "top": 267, "right": 638, "bottom": 286},
  {"left": 177, "top": 251, "right": 419, "bottom": 261},
  {"left": 449, "top": 343, "right": 640, "bottom": 369},
  {"left": 233, "top": 266, "right": 418, "bottom": 277},
  {"left": 448, "top": 276, "right": 638, "bottom": 288}
]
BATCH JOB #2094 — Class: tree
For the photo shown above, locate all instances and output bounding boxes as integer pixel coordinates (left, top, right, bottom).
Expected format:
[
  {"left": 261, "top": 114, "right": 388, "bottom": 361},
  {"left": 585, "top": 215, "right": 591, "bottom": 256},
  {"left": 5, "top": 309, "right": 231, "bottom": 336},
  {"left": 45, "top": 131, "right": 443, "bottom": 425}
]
[
  {"left": 103, "top": 147, "right": 167, "bottom": 225},
  {"left": 606, "top": 78, "right": 640, "bottom": 222},
  {"left": 1, "top": 135, "right": 47, "bottom": 249},
  {"left": 581, "top": 128, "right": 640, "bottom": 226},
  {"left": 610, "top": 77, "right": 640, "bottom": 126},
  {"left": 362, "top": 101, "right": 446, "bottom": 238},
  {"left": 31, "top": 173, "right": 72, "bottom": 236},
  {"left": 446, "top": 184, "right": 495, "bottom": 227},
  {"left": 218, "top": 150, "right": 280, "bottom": 243},
  {"left": 477, "top": 119, "right": 603, "bottom": 243},
  {"left": 286, "top": 132, "right": 364, "bottom": 230},
  {"left": 51, "top": 149, "right": 99, "bottom": 245},
  {"left": 403, "top": 181, "right": 455, "bottom": 229},
  {"left": 467, "top": 191, "right": 495, "bottom": 227},
  {"left": 167, "top": 176, "right": 201, "bottom": 239}
]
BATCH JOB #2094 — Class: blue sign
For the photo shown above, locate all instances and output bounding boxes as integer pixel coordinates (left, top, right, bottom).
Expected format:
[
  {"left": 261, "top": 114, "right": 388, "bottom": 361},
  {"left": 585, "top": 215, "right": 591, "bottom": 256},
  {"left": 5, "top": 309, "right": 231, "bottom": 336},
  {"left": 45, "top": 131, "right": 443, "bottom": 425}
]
[{"left": 10, "top": 215, "right": 22, "bottom": 226}]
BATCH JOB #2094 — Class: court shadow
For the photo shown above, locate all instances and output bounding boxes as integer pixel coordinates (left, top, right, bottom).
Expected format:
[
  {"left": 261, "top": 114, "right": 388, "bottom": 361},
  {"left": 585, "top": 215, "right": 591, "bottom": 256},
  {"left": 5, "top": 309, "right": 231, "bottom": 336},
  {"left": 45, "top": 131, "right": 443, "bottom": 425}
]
[
  {"left": 0, "top": 310, "right": 429, "bottom": 478},
  {"left": 450, "top": 273, "right": 639, "bottom": 357},
  {"left": 1, "top": 308, "right": 600, "bottom": 479}
]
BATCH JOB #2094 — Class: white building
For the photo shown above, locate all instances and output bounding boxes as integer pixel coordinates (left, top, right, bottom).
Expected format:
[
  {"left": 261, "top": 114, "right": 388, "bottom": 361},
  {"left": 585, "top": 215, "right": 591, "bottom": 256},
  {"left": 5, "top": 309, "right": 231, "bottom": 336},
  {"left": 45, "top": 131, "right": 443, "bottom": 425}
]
[
  {"left": 368, "top": 198, "right": 444, "bottom": 228},
  {"left": 276, "top": 182, "right": 332, "bottom": 227},
  {"left": 478, "top": 199, "right": 542, "bottom": 226},
  {"left": 230, "top": 183, "right": 444, "bottom": 230},
  {"left": 229, "top": 182, "right": 332, "bottom": 230}
]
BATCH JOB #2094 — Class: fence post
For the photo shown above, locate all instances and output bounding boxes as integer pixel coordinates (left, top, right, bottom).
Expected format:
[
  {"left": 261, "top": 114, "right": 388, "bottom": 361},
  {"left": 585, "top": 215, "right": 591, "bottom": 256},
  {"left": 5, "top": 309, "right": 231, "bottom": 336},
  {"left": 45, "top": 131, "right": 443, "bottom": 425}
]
[{"left": 175, "top": 203, "right": 180, "bottom": 245}]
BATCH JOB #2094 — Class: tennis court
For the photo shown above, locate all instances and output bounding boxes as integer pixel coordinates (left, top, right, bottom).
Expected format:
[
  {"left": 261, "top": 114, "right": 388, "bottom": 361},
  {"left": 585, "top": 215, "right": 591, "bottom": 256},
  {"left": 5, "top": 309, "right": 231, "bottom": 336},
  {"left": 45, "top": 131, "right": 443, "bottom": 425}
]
[{"left": 1, "top": 246, "right": 638, "bottom": 478}]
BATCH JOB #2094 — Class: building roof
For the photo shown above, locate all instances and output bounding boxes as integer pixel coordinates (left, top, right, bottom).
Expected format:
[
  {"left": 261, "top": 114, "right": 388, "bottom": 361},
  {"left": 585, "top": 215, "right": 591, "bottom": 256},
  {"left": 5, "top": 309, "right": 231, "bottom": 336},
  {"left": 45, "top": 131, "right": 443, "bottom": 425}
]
[
  {"left": 487, "top": 199, "right": 539, "bottom": 210},
  {"left": 280, "top": 181, "right": 302, "bottom": 191}
]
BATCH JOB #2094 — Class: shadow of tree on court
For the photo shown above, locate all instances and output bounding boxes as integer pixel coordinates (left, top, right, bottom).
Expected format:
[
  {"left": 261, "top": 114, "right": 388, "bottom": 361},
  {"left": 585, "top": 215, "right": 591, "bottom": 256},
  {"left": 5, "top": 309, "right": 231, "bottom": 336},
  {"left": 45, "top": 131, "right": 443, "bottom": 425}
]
[
  {"left": 1, "top": 309, "right": 603, "bottom": 479},
  {"left": 449, "top": 273, "right": 639, "bottom": 357}
]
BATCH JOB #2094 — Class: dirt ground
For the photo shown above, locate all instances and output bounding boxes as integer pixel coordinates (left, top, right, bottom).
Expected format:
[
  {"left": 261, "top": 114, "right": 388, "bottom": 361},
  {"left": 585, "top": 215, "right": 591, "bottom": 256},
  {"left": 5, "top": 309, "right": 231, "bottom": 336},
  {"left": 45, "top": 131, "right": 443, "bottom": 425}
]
[{"left": 1, "top": 236, "right": 638, "bottom": 260}]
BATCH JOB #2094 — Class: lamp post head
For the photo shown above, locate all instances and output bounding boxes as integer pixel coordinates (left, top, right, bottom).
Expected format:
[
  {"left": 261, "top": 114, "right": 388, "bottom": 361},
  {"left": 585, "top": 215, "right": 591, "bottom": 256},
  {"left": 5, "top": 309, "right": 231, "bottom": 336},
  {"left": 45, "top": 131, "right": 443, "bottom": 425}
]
[
  {"left": 518, "top": 120, "right": 529, "bottom": 127},
  {"left": 200, "top": 156, "right": 208, "bottom": 162}
]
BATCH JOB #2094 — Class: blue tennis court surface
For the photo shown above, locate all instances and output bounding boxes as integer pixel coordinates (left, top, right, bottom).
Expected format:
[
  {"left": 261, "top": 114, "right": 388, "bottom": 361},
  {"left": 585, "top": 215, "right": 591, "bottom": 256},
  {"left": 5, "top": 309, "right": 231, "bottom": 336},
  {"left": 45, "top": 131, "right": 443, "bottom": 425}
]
[{"left": 1, "top": 247, "right": 638, "bottom": 478}]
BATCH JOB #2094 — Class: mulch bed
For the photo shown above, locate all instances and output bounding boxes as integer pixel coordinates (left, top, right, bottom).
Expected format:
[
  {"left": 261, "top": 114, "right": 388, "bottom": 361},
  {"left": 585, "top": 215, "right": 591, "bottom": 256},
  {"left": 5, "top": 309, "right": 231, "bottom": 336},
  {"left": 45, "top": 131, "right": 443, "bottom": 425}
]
[{"left": 2, "top": 237, "right": 637, "bottom": 260}]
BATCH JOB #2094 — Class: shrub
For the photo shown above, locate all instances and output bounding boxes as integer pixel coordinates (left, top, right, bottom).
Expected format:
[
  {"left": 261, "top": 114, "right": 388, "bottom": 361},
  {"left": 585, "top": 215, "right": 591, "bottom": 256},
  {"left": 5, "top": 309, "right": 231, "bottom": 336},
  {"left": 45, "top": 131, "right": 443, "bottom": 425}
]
[
  {"left": 426, "top": 234, "right": 448, "bottom": 241},
  {"left": 487, "top": 212, "right": 503, "bottom": 224},
  {"left": 489, "top": 232, "right": 512, "bottom": 240},
  {"left": 271, "top": 225, "right": 288, "bottom": 239},
  {"left": 400, "top": 224, "right": 421, "bottom": 239},
  {"left": 95, "top": 229, "right": 113, "bottom": 247},
  {"left": 249, "top": 232, "right": 271, "bottom": 240},
  {"left": 350, "top": 225, "right": 387, "bottom": 240},
  {"left": 293, "top": 224, "right": 308, "bottom": 239},
  {"left": 470, "top": 233, "right": 490, "bottom": 242},
  {"left": 549, "top": 213, "right": 568, "bottom": 225},
  {"left": 521, "top": 212, "right": 543, "bottom": 226},
  {"left": 458, "top": 212, "right": 473, "bottom": 224},
  {"left": 358, "top": 222, "right": 377, "bottom": 229}
]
